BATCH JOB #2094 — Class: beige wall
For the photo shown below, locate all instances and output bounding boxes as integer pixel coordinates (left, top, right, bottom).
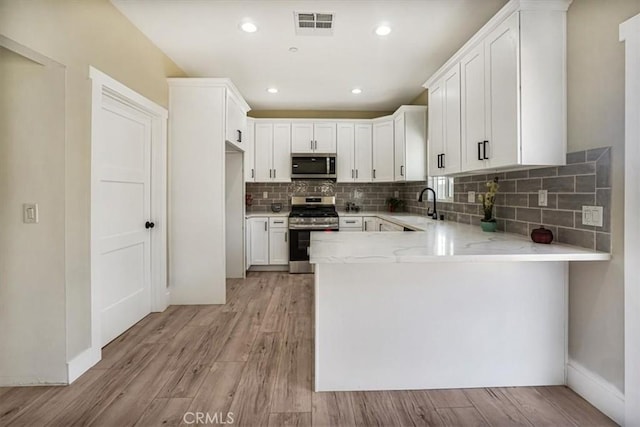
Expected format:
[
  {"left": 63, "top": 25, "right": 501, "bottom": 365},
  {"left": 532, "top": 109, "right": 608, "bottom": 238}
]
[
  {"left": 567, "top": 0, "right": 640, "bottom": 392},
  {"left": 249, "top": 110, "right": 394, "bottom": 119},
  {"left": 0, "top": 47, "right": 67, "bottom": 383},
  {"left": 0, "top": 0, "right": 185, "bottom": 369},
  {"left": 410, "top": 89, "right": 429, "bottom": 106}
]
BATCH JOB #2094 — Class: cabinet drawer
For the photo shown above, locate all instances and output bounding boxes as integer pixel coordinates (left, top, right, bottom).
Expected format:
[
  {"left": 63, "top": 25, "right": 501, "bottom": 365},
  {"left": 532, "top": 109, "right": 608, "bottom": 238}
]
[
  {"left": 269, "top": 217, "right": 288, "bottom": 228},
  {"left": 339, "top": 217, "right": 363, "bottom": 228}
]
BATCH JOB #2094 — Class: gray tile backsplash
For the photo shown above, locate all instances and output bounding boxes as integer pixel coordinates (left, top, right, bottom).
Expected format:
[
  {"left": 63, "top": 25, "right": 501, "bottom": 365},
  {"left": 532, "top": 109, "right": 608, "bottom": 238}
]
[
  {"left": 245, "top": 147, "right": 612, "bottom": 252},
  {"left": 400, "top": 147, "right": 612, "bottom": 252}
]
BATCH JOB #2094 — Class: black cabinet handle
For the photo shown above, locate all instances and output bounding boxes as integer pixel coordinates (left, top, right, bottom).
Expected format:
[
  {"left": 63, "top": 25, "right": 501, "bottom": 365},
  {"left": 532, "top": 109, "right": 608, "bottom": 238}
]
[
  {"left": 145, "top": 221, "right": 155, "bottom": 229},
  {"left": 237, "top": 130, "right": 242, "bottom": 143},
  {"left": 373, "top": 169, "right": 376, "bottom": 179},
  {"left": 477, "top": 142, "right": 483, "bottom": 161},
  {"left": 285, "top": 232, "right": 287, "bottom": 242},
  {"left": 483, "top": 140, "right": 489, "bottom": 160},
  {"left": 400, "top": 165, "right": 404, "bottom": 176},
  {"left": 251, "top": 168, "right": 255, "bottom": 178},
  {"left": 437, "top": 154, "right": 442, "bottom": 169},
  {"left": 274, "top": 169, "right": 276, "bottom": 179},
  {"left": 441, "top": 153, "right": 445, "bottom": 168},
  {"left": 356, "top": 169, "right": 358, "bottom": 178}
]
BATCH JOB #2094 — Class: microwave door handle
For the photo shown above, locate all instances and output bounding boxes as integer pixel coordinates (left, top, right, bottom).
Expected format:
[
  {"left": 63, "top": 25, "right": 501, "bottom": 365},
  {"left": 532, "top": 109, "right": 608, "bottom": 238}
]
[{"left": 326, "top": 157, "right": 330, "bottom": 174}]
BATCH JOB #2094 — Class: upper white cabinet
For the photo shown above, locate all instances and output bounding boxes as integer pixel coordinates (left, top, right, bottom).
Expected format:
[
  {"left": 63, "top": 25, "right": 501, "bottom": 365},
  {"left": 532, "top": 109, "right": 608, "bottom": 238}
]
[
  {"left": 244, "top": 118, "right": 255, "bottom": 182},
  {"left": 291, "top": 122, "right": 337, "bottom": 153},
  {"left": 424, "top": 0, "right": 570, "bottom": 175},
  {"left": 255, "top": 122, "right": 291, "bottom": 182},
  {"left": 226, "top": 91, "right": 248, "bottom": 149},
  {"left": 429, "top": 65, "right": 462, "bottom": 175},
  {"left": 372, "top": 119, "right": 395, "bottom": 182},
  {"left": 337, "top": 122, "right": 373, "bottom": 183},
  {"left": 393, "top": 106, "right": 427, "bottom": 182}
]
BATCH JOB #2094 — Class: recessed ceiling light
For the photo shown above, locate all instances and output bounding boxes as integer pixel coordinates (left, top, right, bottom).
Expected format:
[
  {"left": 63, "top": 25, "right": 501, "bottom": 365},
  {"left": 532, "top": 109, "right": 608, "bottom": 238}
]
[
  {"left": 267, "top": 87, "right": 278, "bottom": 94},
  {"left": 289, "top": 47, "right": 298, "bottom": 53},
  {"left": 351, "top": 88, "right": 362, "bottom": 94},
  {"left": 375, "top": 25, "right": 391, "bottom": 36},
  {"left": 240, "top": 22, "right": 258, "bottom": 33}
]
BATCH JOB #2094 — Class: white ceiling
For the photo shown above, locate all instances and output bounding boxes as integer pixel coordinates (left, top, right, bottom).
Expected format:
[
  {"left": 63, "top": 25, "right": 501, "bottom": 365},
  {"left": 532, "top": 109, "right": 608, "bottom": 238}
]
[{"left": 111, "top": 0, "right": 508, "bottom": 111}]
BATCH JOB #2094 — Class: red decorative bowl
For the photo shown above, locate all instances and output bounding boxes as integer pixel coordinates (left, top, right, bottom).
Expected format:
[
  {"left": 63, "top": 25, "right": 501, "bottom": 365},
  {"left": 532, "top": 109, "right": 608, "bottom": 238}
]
[{"left": 531, "top": 227, "right": 554, "bottom": 244}]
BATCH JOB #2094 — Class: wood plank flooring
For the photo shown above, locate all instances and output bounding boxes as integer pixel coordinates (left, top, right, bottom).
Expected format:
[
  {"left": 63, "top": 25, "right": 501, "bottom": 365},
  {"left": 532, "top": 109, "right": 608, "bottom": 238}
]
[{"left": 0, "top": 272, "right": 617, "bottom": 426}]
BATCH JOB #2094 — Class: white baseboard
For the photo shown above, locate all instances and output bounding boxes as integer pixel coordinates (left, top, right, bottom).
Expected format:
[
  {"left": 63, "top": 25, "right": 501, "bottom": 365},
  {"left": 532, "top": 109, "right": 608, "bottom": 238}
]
[
  {"left": 67, "top": 346, "right": 101, "bottom": 384},
  {"left": 567, "top": 359, "right": 624, "bottom": 425},
  {"left": 0, "top": 376, "right": 66, "bottom": 386}
]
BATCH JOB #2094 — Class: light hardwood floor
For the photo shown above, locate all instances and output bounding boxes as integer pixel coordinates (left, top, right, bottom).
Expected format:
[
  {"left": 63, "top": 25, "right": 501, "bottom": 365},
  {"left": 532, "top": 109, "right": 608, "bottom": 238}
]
[{"left": 0, "top": 272, "right": 617, "bottom": 426}]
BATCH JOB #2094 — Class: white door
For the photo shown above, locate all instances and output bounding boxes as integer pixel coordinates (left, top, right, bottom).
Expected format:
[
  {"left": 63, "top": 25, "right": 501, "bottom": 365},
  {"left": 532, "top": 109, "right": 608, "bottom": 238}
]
[
  {"left": 485, "top": 12, "right": 519, "bottom": 169},
  {"left": 372, "top": 120, "right": 395, "bottom": 182},
  {"left": 428, "top": 79, "right": 445, "bottom": 175},
  {"left": 272, "top": 123, "right": 291, "bottom": 182},
  {"left": 95, "top": 96, "right": 152, "bottom": 346},
  {"left": 249, "top": 218, "right": 269, "bottom": 265},
  {"left": 268, "top": 228, "right": 288, "bottom": 264},
  {"left": 443, "top": 65, "right": 462, "bottom": 174},
  {"left": 291, "top": 123, "right": 314, "bottom": 153},
  {"left": 394, "top": 114, "right": 406, "bottom": 181},
  {"left": 254, "top": 123, "right": 273, "bottom": 182},
  {"left": 461, "top": 43, "right": 487, "bottom": 172},
  {"left": 337, "top": 123, "right": 355, "bottom": 182},
  {"left": 314, "top": 122, "right": 337, "bottom": 153},
  {"left": 354, "top": 124, "right": 373, "bottom": 182}
]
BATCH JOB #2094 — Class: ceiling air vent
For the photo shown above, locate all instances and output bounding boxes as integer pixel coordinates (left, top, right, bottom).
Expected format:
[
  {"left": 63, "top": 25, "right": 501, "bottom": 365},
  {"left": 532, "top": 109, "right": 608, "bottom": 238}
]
[{"left": 294, "top": 12, "right": 334, "bottom": 36}]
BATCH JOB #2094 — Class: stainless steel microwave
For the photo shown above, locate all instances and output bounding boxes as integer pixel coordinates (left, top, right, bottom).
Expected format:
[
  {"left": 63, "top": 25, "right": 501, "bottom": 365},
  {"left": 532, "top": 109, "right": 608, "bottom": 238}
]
[{"left": 291, "top": 154, "right": 337, "bottom": 179}]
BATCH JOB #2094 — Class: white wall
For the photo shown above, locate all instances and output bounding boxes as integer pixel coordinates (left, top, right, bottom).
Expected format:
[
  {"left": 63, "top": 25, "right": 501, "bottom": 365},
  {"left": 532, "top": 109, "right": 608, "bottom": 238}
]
[
  {"left": 225, "top": 149, "right": 245, "bottom": 278},
  {"left": 567, "top": 0, "right": 640, "bottom": 392},
  {"left": 0, "top": 47, "right": 67, "bottom": 384}
]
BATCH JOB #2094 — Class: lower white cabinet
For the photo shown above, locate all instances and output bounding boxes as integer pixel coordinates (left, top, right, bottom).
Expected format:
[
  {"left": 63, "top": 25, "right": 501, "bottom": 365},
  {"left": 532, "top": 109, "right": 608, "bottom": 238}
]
[
  {"left": 247, "top": 217, "right": 288, "bottom": 267},
  {"left": 339, "top": 216, "right": 363, "bottom": 231},
  {"left": 362, "top": 216, "right": 403, "bottom": 232},
  {"left": 379, "top": 219, "right": 404, "bottom": 232},
  {"left": 363, "top": 217, "right": 379, "bottom": 232}
]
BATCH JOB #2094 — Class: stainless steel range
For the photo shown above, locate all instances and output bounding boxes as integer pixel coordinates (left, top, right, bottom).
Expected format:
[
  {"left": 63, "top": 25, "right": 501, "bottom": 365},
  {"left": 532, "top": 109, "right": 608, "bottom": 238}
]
[{"left": 288, "top": 196, "right": 339, "bottom": 274}]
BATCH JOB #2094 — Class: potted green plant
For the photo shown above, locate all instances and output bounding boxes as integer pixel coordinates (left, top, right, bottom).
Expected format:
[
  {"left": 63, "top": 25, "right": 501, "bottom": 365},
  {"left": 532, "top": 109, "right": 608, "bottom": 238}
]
[
  {"left": 478, "top": 177, "right": 500, "bottom": 232},
  {"left": 385, "top": 197, "right": 405, "bottom": 212}
]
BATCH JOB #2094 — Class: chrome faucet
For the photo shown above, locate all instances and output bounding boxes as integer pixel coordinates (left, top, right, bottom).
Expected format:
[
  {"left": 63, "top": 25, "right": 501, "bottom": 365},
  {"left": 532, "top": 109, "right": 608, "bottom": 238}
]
[{"left": 418, "top": 187, "right": 438, "bottom": 220}]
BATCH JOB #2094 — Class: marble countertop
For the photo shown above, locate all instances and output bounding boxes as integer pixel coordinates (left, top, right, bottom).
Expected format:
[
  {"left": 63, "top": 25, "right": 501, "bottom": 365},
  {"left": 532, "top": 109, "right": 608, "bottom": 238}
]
[
  {"left": 245, "top": 211, "right": 290, "bottom": 218},
  {"left": 310, "top": 217, "right": 611, "bottom": 263}
]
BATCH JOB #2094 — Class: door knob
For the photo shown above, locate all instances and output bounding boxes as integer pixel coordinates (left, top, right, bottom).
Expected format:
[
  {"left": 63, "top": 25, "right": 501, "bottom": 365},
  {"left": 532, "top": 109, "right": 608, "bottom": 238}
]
[{"left": 145, "top": 221, "right": 155, "bottom": 229}]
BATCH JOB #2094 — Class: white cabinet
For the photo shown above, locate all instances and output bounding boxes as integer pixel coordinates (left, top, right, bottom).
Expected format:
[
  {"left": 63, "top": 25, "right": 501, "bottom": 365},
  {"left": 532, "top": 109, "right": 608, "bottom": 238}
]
[
  {"left": 291, "top": 122, "right": 337, "bottom": 153},
  {"left": 372, "top": 119, "right": 395, "bottom": 182},
  {"left": 255, "top": 122, "right": 291, "bottom": 182},
  {"left": 339, "top": 216, "right": 363, "bottom": 231},
  {"left": 248, "top": 218, "right": 269, "bottom": 266},
  {"left": 268, "top": 218, "right": 288, "bottom": 265},
  {"left": 429, "top": 65, "right": 462, "bottom": 175},
  {"left": 226, "top": 92, "right": 247, "bottom": 149},
  {"left": 247, "top": 217, "right": 288, "bottom": 267},
  {"left": 363, "top": 216, "right": 379, "bottom": 232},
  {"left": 337, "top": 123, "right": 373, "bottom": 183},
  {"left": 393, "top": 106, "right": 427, "bottom": 182},
  {"left": 426, "top": 2, "right": 569, "bottom": 175},
  {"left": 244, "top": 118, "right": 255, "bottom": 182}
]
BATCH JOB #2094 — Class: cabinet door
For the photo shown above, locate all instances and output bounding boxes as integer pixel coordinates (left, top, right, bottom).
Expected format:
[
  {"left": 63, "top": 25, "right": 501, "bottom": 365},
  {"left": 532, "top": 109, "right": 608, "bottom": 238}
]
[
  {"left": 428, "top": 80, "right": 445, "bottom": 175},
  {"left": 372, "top": 120, "right": 395, "bottom": 182},
  {"left": 249, "top": 218, "right": 269, "bottom": 265},
  {"left": 314, "top": 122, "right": 337, "bottom": 153},
  {"left": 461, "top": 43, "right": 487, "bottom": 172},
  {"left": 363, "top": 217, "right": 378, "bottom": 232},
  {"left": 380, "top": 220, "right": 403, "bottom": 232},
  {"left": 485, "top": 12, "right": 519, "bottom": 169},
  {"left": 272, "top": 123, "right": 291, "bottom": 182},
  {"left": 291, "top": 123, "right": 314, "bottom": 153},
  {"left": 226, "top": 93, "right": 244, "bottom": 146},
  {"left": 354, "top": 123, "right": 373, "bottom": 182},
  {"left": 269, "top": 227, "right": 289, "bottom": 265},
  {"left": 254, "top": 123, "right": 273, "bottom": 182},
  {"left": 394, "top": 114, "right": 406, "bottom": 181},
  {"left": 336, "top": 123, "right": 355, "bottom": 182},
  {"left": 443, "top": 65, "right": 462, "bottom": 174},
  {"left": 244, "top": 119, "right": 255, "bottom": 182},
  {"left": 245, "top": 219, "right": 251, "bottom": 269}
]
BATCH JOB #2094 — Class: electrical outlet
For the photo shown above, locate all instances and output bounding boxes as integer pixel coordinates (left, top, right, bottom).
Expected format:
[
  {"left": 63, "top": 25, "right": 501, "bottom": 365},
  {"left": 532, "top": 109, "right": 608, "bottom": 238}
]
[
  {"left": 467, "top": 191, "right": 476, "bottom": 203},
  {"left": 23, "top": 203, "right": 39, "bottom": 224},
  {"left": 582, "top": 206, "right": 603, "bottom": 227},
  {"left": 538, "top": 189, "right": 548, "bottom": 207},
  {"left": 263, "top": 192, "right": 268, "bottom": 199},
  {"left": 394, "top": 190, "right": 399, "bottom": 198}
]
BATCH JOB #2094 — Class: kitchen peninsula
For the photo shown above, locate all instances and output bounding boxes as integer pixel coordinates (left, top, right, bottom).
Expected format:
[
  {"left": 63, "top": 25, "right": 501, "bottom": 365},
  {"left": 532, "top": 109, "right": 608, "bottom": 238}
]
[{"left": 310, "top": 217, "right": 609, "bottom": 392}]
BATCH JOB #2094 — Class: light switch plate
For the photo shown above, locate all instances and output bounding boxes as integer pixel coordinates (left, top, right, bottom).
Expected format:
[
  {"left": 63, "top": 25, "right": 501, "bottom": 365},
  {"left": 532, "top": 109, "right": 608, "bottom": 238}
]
[
  {"left": 538, "top": 189, "right": 548, "bottom": 207},
  {"left": 23, "top": 203, "right": 39, "bottom": 224},
  {"left": 582, "top": 206, "right": 603, "bottom": 227},
  {"left": 468, "top": 191, "right": 476, "bottom": 203},
  {"left": 263, "top": 192, "right": 268, "bottom": 199}
]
